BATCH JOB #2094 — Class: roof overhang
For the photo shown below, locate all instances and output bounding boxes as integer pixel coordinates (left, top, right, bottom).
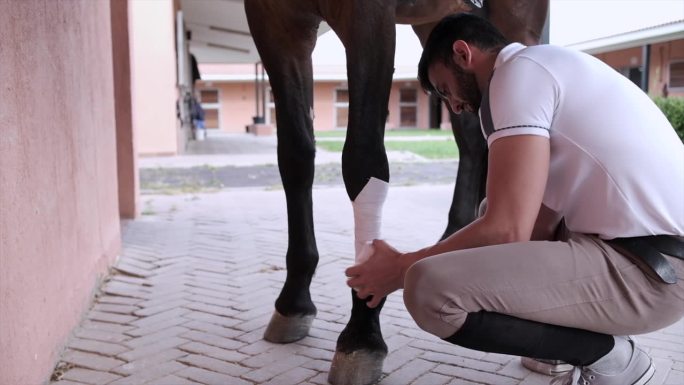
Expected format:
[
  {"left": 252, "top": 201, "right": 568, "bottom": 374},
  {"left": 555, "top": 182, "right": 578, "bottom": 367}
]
[
  {"left": 180, "top": 0, "right": 329, "bottom": 64},
  {"left": 199, "top": 66, "right": 420, "bottom": 83},
  {"left": 567, "top": 20, "right": 684, "bottom": 54}
]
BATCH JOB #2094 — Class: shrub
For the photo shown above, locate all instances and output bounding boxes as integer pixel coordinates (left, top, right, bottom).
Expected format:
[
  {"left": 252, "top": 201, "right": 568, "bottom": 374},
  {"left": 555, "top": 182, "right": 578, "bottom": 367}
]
[{"left": 652, "top": 96, "right": 684, "bottom": 142}]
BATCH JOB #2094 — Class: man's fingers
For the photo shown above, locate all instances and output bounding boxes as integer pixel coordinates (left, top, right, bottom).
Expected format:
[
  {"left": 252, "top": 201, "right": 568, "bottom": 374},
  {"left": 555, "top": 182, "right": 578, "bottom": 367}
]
[
  {"left": 345, "top": 265, "right": 360, "bottom": 277},
  {"left": 346, "top": 275, "right": 362, "bottom": 287},
  {"left": 356, "top": 286, "right": 370, "bottom": 298},
  {"left": 366, "top": 295, "right": 381, "bottom": 308}
]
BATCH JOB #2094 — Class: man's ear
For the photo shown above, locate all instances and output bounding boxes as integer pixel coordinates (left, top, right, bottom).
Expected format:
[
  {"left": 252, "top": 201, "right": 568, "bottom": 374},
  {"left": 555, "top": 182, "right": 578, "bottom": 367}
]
[{"left": 451, "top": 40, "right": 472, "bottom": 69}]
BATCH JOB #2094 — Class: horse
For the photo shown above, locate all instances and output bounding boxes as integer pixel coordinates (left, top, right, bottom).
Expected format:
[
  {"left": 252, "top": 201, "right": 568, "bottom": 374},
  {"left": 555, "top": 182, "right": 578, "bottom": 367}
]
[{"left": 244, "top": 1, "right": 548, "bottom": 384}]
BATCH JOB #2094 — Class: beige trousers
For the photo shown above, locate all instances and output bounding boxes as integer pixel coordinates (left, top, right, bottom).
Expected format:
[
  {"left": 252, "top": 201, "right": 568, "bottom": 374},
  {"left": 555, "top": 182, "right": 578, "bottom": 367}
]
[{"left": 403, "top": 229, "right": 684, "bottom": 339}]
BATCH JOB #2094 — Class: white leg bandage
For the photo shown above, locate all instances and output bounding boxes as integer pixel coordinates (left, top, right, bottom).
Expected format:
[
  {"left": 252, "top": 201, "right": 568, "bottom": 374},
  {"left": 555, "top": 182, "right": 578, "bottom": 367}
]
[{"left": 352, "top": 177, "right": 389, "bottom": 262}]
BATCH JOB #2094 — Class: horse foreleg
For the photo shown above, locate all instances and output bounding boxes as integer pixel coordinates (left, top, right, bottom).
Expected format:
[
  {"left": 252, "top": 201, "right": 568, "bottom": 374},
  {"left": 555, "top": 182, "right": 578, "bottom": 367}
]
[
  {"left": 326, "top": 2, "right": 397, "bottom": 384},
  {"left": 245, "top": 1, "right": 321, "bottom": 343},
  {"left": 440, "top": 111, "right": 488, "bottom": 239}
]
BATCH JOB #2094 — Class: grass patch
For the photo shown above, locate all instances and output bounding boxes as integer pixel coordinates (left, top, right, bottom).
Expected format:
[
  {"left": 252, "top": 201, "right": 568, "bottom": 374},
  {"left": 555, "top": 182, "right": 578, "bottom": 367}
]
[
  {"left": 141, "top": 183, "right": 221, "bottom": 195},
  {"left": 314, "top": 129, "right": 451, "bottom": 138},
  {"left": 316, "top": 138, "right": 458, "bottom": 159},
  {"left": 316, "top": 141, "right": 345, "bottom": 151}
]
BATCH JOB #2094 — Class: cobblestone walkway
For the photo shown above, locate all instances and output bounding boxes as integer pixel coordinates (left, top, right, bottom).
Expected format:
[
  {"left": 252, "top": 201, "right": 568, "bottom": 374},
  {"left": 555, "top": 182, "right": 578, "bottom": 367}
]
[{"left": 50, "top": 184, "right": 684, "bottom": 385}]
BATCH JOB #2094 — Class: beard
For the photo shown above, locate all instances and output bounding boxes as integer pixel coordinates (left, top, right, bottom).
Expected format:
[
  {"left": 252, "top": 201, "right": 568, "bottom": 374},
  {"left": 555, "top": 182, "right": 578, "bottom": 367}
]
[{"left": 450, "top": 63, "right": 481, "bottom": 113}]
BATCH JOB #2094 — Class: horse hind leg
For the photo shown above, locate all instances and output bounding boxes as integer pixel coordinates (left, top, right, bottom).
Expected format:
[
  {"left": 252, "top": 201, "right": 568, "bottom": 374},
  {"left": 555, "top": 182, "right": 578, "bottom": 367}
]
[
  {"left": 245, "top": 1, "right": 321, "bottom": 343},
  {"left": 409, "top": 23, "right": 487, "bottom": 239},
  {"left": 440, "top": 111, "right": 487, "bottom": 239}
]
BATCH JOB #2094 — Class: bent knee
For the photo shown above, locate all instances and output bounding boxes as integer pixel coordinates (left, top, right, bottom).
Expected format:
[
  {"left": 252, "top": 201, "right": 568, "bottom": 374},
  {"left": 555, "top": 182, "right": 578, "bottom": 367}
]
[{"left": 404, "top": 260, "right": 467, "bottom": 338}]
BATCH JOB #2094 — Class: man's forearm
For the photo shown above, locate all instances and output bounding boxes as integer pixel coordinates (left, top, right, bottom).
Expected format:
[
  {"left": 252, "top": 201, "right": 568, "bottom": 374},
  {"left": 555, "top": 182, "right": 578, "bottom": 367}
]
[{"left": 398, "top": 216, "right": 517, "bottom": 282}]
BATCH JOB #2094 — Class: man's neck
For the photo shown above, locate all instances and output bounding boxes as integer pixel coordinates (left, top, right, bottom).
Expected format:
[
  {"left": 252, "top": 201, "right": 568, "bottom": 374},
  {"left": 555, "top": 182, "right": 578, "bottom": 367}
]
[{"left": 474, "top": 48, "right": 501, "bottom": 94}]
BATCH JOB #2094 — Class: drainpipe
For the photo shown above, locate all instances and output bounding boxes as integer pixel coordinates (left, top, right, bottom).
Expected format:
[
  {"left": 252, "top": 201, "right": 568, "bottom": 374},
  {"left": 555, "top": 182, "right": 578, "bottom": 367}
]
[
  {"left": 261, "top": 64, "right": 266, "bottom": 123},
  {"left": 252, "top": 62, "right": 266, "bottom": 124},
  {"left": 641, "top": 44, "right": 651, "bottom": 93},
  {"left": 254, "top": 62, "right": 259, "bottom": 123}
]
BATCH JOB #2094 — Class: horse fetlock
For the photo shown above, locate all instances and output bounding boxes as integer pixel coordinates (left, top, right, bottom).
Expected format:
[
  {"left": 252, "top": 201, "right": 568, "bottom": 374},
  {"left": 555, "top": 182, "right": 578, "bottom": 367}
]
[{"left": 263, "top": 309, "right": 315, "bottom": 343}]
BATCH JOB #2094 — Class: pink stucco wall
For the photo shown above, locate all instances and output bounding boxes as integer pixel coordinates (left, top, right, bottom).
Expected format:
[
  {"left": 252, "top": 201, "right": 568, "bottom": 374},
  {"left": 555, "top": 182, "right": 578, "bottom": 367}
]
[
  {"left": 0, "top": 1, "right": 121, "bottom": 384},
  {"left": 130, "top": 0, "right": 179, "bottom": 156}
]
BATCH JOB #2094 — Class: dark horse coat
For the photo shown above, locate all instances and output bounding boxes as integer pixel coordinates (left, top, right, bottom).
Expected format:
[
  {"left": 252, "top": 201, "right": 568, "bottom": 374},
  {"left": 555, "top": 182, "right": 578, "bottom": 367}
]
[{"left": 244, "top": 1, "right": 548, "bottom": 384}]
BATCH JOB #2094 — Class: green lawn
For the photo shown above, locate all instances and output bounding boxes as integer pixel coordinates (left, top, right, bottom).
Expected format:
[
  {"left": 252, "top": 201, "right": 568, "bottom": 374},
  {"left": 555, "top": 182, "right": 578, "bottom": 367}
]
[
  {"left": 314, "top": 129, "right": 452, "bottom": 138},
  {"left": 316, "top": 137, "right": 459, "bottom": 159}
]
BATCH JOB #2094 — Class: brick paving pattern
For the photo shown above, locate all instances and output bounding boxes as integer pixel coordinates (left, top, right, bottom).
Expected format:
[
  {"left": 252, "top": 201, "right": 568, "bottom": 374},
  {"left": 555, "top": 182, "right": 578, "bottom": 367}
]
[
  {"left": 50, "top": 134, "right": 684, "bottom": 385},
  {"left": 50, "top": 185, "right": 684, "bottom": 385}
]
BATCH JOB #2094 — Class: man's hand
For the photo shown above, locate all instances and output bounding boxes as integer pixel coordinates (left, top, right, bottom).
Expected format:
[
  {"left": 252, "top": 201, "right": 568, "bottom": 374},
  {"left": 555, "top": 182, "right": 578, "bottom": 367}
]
[{"left": 345, "top": 239, "right": 404, "bottom": 308}]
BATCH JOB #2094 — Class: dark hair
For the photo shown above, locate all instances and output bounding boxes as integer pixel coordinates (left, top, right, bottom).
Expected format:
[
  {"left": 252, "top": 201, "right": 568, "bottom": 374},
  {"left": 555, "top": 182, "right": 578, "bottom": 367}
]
[{"left": 418, "top": 13, "right": 508, "bottom": 94}]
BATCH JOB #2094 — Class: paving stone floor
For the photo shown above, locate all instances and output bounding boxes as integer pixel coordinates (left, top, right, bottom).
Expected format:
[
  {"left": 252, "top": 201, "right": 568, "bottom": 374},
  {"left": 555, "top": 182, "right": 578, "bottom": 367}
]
[{"left": 49, "top": 183, "right": 684, "bottom": 385}]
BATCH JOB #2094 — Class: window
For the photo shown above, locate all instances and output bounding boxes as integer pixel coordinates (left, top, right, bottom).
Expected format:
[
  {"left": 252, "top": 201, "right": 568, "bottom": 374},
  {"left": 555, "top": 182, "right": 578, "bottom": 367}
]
[
  {"left": 399, "top": 88, "right": 418, "bottom": 128},
  {"left": 335, "top": 88, "right": 349, "bottom": 129},
  {"left": 670, "top": 61, "right": 684, "bottom": 89},
  {"left": 199, "top": 89, "right": 220, "bottom": 129},
  {"left": 619, "top": 67, "right": 642, "bottom": 88}
]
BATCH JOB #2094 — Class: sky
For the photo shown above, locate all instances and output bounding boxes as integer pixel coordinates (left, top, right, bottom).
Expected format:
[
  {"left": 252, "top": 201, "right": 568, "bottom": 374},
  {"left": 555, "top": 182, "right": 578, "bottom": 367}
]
[
  {"left": 550, "top": 0, "right": 683, "bottom": 45},
  {"left": 311, "top": 0, "right": 684, "bottom": 67}
]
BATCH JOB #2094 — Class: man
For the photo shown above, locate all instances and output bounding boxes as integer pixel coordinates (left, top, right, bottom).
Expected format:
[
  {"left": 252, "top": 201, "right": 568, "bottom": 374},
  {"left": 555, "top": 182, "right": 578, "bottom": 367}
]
[{"left": 345, "top": 13, "right": 684, "bottom": 385}]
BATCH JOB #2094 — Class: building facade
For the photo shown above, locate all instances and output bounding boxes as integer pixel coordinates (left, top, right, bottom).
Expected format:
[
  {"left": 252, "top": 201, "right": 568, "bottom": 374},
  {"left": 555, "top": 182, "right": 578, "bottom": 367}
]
[
  {"left": 594, "top": 39, "right": 684, "bottom": 98},
  {"left": 569, "top": 20, "right": 684, "bottom": 98},
  {"left": 196, "top": 64, "right": 433, "bottom": 133},
  {"left": 194, "top": 28, "right": 684, "bottom": 137}
]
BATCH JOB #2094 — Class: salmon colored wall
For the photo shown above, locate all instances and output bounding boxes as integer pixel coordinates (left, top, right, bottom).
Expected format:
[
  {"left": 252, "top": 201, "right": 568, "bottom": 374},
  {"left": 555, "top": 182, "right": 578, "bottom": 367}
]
[
  {"left": 417, "top": 86, "right": 431, "bottom": 129},
  {"left": 388, "top": 83, "right": 401, "bottom": 129},
  {"left": 198, "top": 81, "right": 258, "bottom": 133},
  {"left": 130, "top": 0, "right": 179, "bottom": 155},
  {"left": 199, "top": 79, "right": 432, "bottom": 133},
  {"left": 651, "top": 40, "right": 684, "bottom": 97},
  {"left": 111, "top": 0, "right": 139, "bottom": 219},
  {"left": 593, "top": 39, "right": 684, "bottom": 97},
  {"left": 314, "top": 82, "right": 341, "bottom": 131},
  {"left": 0, "top": 2, "right": 121, "bottom": 384},
  {"left": 595, "top": 47, "right": 643, "bottom": 71},
  {"left": 387, "top": 80, "right": 430, "bottom": 129}
]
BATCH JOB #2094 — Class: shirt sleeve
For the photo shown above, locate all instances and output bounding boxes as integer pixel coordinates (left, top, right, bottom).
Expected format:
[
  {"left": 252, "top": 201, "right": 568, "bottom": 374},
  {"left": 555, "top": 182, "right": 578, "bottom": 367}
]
[{"left": 479, "top": 57, "right": 559, "bottom": 147}]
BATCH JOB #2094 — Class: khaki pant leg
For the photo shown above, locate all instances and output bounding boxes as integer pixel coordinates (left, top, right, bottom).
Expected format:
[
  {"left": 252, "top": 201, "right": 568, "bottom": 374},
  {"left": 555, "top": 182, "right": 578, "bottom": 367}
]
[{"left": 403, "top": 231, "right": 684, "bottom": 339}]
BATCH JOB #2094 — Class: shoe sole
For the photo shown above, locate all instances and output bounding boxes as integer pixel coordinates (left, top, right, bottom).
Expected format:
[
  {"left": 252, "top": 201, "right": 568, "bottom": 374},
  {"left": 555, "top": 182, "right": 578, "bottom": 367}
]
[
  {"left": 521, "top": 357, "right": 573, "bottom": 376},
  {"left": 633, "top": 361, "right": 655, "bottom": 385}
]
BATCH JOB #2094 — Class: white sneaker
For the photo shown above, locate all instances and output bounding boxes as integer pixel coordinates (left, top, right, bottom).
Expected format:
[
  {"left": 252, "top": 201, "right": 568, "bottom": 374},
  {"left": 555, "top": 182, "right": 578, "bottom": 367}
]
[{"left": 550, "top": 338, "right": 655, "bottom": 385}]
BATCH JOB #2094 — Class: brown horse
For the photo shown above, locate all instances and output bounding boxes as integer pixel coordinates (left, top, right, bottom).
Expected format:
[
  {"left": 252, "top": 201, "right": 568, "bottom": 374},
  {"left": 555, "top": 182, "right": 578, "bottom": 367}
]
[{"left": 244, "top": 1, "right": 548, "bottom": 384}]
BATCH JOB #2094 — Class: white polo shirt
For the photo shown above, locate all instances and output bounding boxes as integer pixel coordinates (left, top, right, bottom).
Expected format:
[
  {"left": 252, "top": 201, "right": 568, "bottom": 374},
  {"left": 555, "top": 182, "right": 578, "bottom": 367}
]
[{"left": 479, "top": 43, "right": 684, "bottom": 239}]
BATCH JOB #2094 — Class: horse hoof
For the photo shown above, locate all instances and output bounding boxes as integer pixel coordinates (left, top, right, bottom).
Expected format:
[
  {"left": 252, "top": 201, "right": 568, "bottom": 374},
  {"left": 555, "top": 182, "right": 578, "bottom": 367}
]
[
  {"left": 263, "top": 310, "right": 314, "bottom": 343},
  {"left": 328, "top": 349, "right": 386, "bottom": 385}
]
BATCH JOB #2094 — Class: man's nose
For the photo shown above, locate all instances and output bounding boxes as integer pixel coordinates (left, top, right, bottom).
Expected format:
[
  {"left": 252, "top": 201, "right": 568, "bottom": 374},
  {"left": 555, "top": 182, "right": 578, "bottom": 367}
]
[{"left": 449, "top": 99, "right": 463, "bottom": 115}]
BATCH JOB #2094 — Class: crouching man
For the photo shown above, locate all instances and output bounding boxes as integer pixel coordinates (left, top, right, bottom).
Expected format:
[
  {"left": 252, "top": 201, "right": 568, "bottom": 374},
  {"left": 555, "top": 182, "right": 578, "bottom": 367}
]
[{"left": 346, "top": 13, "right": 684, "bottom": 385}]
